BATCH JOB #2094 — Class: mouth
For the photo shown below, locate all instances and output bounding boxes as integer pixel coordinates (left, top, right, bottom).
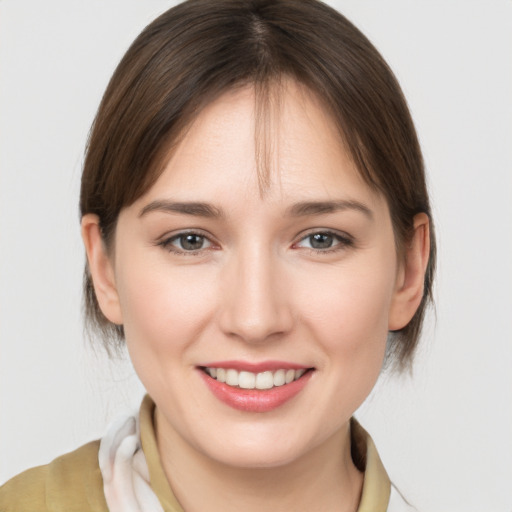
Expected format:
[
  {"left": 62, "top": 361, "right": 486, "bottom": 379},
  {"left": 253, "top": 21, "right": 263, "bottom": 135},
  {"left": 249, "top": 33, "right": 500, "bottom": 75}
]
[
  {"left": 198, "top": 363, "right": 315, "bottom": 412},
  {"left": 201, "top": 367, "right": 310, "bottom": 390}
]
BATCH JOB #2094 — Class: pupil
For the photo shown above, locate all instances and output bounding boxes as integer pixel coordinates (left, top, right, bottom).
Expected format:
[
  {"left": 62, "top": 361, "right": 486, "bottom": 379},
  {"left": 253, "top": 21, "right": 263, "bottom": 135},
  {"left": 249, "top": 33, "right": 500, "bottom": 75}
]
[
  {"left": 182, "top": 234, "right": 203, "bottom": 250},
  {"left": 310, "top": 233, "right": 333, "bottom": 249}
]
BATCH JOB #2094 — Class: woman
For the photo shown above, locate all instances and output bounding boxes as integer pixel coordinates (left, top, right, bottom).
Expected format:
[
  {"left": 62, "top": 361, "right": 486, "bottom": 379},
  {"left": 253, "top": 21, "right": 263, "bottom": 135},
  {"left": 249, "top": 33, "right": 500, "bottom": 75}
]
[{"left": 0, "top": 0, "right": 434, "bottom": 510}]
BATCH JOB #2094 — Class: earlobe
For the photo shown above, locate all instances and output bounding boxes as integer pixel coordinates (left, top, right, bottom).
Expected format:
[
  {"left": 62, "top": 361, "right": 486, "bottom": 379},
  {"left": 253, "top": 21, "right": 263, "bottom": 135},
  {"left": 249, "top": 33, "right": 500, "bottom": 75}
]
[
  {"left": 81, "top": 214, "right": 123, "bottom": 325},
  {"left": 388, "top": 213, "right": 430, "bottom": 331}
]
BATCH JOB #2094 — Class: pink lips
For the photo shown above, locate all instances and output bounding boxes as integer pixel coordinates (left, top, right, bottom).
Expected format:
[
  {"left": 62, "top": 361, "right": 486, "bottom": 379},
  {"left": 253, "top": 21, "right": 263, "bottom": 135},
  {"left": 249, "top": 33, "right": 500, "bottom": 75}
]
[{"left": 198, "top": 361, "right": 313, "bottom": 413}]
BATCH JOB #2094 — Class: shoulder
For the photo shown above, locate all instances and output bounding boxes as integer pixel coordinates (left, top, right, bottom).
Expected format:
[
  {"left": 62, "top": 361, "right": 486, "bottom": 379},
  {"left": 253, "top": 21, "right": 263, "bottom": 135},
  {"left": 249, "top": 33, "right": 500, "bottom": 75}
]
[{"left": 0, "top": 440, "right": 109, "bottom": 512}]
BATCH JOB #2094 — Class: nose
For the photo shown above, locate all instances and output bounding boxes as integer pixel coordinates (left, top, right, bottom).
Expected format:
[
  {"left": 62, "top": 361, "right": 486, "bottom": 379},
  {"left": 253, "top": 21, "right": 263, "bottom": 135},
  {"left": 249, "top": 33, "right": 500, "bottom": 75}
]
[{"left": 218, "top": 244, "right": 294, "bottom": 344}]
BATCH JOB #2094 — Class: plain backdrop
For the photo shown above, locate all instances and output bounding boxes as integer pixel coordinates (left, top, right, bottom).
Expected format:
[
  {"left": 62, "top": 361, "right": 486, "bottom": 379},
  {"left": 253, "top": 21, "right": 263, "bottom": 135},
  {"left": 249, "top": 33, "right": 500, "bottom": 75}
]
[{"left": 1, "top": 1, "right": 511, "bottom": 511}]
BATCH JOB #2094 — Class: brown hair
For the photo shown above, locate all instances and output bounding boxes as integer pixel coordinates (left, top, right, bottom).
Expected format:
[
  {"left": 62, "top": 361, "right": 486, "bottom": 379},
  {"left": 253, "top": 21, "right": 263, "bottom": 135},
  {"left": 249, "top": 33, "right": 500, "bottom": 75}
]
[{"left": 80, "top": 0, "right": 436, "bottom": 368}]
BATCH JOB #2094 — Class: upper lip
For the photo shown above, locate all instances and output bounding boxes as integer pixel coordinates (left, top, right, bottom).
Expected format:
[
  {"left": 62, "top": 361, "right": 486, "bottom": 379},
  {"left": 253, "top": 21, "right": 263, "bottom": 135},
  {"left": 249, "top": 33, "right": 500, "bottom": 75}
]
[{"left": 198, "top": 360, "right": 312, "bottom": 373}]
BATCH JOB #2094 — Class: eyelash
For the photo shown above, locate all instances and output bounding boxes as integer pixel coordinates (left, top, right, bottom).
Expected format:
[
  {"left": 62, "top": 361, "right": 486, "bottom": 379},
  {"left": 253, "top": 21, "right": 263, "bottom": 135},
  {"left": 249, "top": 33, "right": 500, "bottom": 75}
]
[
  {"left": 157, "top": 230, "right": 354, "bottom": 256},
  {"left": 157, "top": 231, "right": 214, "bottom": 256},
  {"left": 293, "top": 230, "right": 354, "bottom": 254}
]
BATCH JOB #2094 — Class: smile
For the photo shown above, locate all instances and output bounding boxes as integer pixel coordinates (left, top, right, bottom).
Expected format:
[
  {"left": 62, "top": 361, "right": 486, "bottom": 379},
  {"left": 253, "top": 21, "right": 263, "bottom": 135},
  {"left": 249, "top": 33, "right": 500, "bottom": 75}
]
[
  {"left": 203, "top": 367, "right": 307, "bottom": 390},
  {"left": 199, "top": 364, "right": 314, "bottom": 413}
]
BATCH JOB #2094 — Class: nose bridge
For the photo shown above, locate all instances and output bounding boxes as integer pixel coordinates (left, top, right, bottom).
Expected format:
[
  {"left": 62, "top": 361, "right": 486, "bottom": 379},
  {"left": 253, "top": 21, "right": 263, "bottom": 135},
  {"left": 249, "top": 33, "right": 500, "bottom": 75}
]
[{"left": 219, "top": 240, "right": 292, "bottom": 343}]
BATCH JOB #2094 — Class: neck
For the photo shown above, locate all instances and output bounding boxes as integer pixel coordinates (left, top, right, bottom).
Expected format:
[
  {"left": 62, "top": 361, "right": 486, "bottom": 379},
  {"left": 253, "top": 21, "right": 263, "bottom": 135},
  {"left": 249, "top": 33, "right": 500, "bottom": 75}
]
[{"left": 155, "top": 410, "right": 363, "bottom": 512}]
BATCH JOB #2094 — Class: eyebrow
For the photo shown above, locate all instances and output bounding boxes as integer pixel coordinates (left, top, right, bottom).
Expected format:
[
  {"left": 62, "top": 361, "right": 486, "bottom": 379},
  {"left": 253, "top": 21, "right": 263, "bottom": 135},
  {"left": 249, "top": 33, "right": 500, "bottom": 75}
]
[
  {"left": 139, "top": 198, "right": 373, "bottom": 220},
  {"left": 139, "top": 200, "right": 223, "bottom": 218},
  {"left": 285, "top": 200, "right": 373, "bottom": 219}
]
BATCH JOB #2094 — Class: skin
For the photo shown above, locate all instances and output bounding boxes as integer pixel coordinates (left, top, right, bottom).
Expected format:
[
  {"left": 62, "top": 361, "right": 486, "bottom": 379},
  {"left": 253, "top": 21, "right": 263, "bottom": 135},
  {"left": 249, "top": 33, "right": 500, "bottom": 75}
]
[{"left": 82, "top": 81, "right": 430, "bottom": 512}]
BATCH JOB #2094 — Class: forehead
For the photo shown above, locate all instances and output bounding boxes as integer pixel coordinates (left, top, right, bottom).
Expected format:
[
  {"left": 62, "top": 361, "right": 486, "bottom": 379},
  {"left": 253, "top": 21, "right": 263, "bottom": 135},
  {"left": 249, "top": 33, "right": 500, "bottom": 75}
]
[{"left": 139, "top": 81, "right": 382, "bottom": 211}]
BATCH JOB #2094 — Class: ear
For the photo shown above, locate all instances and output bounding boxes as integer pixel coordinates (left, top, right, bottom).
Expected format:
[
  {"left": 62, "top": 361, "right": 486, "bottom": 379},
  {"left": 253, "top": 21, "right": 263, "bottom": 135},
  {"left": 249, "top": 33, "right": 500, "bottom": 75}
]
[
  {"left": 81, "top": 214, "right": 123, "bottom": 325},
  {"left": 388, "top": 213, "right": 430, "bottom": 331}
]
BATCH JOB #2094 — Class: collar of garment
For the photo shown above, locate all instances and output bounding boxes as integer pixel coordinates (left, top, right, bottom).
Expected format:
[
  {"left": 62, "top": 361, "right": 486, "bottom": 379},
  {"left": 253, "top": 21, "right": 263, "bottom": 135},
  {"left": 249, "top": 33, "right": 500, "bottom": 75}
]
[{"left": 99, "top": 394, "right": 393, "bottom": 512}]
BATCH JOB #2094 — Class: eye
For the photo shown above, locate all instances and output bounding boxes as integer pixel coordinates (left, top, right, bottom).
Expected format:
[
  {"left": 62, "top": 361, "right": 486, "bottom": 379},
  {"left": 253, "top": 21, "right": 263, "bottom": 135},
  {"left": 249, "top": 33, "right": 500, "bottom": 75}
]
[
  {"left": 160, "top": 232, "right": 213, "bottom": 254},
  {"left": 305, "top": 232, "right": 335, "bottom": 249},
  {"left": 295, "top": 231, "right": 353, "bottom": 252}
]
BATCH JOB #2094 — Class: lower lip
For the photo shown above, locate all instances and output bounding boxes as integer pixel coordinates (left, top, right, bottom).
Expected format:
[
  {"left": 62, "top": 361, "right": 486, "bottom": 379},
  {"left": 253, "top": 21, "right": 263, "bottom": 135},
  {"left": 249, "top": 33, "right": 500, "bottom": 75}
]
[{"left": 198, "top": 369, "right": 313, "bottom": 413}]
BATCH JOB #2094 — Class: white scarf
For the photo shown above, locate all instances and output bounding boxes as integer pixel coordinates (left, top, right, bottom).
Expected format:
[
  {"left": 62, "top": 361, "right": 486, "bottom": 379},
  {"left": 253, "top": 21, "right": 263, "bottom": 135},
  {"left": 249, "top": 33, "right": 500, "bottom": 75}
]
[{"left": 98, "top": 414, "right": 164, "bottom": 512}]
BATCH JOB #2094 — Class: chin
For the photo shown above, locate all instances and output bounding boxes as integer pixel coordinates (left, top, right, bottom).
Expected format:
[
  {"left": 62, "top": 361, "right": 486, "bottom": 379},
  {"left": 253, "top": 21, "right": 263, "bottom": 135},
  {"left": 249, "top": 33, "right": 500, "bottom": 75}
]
[
  {"left": 194, "top": 423, "right": 322, "bottom": 470},
  {"left": 208, "top": 443, "right": 303, "bottom": 470}
]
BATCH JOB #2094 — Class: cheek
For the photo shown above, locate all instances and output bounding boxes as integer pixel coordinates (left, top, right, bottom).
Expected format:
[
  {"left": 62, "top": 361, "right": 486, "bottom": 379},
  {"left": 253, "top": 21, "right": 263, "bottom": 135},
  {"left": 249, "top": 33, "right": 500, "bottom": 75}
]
[
  {"left": 315, "top": 263, "right": 395, "bottom": 411},
  {"left": 297, "top": 257, "right": 396, "bottom": 361},
  {"left": 115, "top": 251, "right": 217, "bottom": 358}
]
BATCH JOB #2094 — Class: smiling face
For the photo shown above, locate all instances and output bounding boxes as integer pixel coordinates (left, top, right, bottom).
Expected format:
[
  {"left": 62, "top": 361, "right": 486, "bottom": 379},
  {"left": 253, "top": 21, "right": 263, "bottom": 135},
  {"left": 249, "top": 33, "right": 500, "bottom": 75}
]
[{"left": 84, "top": 81, "right": 415, "bottom": 470}]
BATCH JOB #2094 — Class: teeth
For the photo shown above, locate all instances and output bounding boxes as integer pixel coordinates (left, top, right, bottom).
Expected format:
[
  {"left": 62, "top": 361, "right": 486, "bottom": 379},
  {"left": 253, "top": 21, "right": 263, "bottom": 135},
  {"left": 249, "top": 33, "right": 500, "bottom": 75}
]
[
  {"left": 273, "top": 369, "right": 285, "bottom": 387},
  {"left": 216, "top": 368, "right": 226, "bottom": 383},
  {"left": 225, "top": 369, "right": 239, "bottom": 386},
  {"left": 295, "top": 369, "right": 305, "bottom": 379},
  {"left": 238, "top": 371, "right": 255, "bottom": 389},
  {"left": 256, "top": 371, "right": 273, "bottom": 390},
  {"left": 205, "top": 367, "right": 308, "bottom": 389}
]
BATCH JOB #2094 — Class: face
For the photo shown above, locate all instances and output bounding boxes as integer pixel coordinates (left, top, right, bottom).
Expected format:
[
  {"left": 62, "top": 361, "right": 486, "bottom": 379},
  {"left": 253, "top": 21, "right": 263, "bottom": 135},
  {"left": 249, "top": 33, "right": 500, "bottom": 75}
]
[{"left": 104, "top": 82, "right": 403, "bottom": 468}]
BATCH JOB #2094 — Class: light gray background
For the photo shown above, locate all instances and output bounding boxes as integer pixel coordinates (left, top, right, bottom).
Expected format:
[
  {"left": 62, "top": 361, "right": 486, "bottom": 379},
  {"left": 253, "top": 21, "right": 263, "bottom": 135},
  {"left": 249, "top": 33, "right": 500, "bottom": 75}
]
[{"left": 1, "top": 1, "right": 511, "bottom": 511}]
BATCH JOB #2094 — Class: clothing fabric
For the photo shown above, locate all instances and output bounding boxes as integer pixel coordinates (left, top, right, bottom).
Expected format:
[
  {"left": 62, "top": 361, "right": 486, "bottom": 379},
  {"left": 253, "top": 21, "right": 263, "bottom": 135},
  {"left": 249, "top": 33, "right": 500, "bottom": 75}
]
[
  {"left": 0, "top": 395, "right": 415, "bottom": 511},
  {"left": 98, "top": 415, "right": 164, "bottom": 512}
]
